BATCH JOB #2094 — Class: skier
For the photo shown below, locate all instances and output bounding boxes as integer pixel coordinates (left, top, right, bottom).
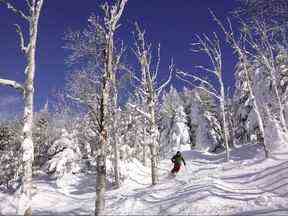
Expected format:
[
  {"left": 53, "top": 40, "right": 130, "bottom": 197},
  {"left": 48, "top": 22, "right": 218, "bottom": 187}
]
[{"left": 171, "top": 151, "right": 186, "bottom": 175}]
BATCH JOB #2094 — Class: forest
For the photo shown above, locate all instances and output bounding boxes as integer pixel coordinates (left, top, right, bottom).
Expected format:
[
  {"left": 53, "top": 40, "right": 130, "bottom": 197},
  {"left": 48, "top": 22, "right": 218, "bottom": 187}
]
[{"left": 1, "top": 0, "right": 288, "bottom": 215}]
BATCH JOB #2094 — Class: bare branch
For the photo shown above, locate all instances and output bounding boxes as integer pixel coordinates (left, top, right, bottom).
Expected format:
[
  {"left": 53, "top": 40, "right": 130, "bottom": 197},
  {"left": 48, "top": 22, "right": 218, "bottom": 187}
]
[
  {"left": 66, "top": 94, "right": 86, "bottom": 105},
  {"left": 156, "top": 58, "right": 174, "bottom": 96},
  {"left": 153, "top": 43, "right": 161, "bottom": 81},
  {"left": 25, "top": 0, "right": 32, "bottom": 9},
  {"left": 176, "top": 74, "right": 221, "bottom": 100},
  {"left": 176, "top": 69, "right": 218, "bottom": 94},
  {"left": 107, "top": 0, "right": 128, "bottom": 30},
  {"left": 0, "top": 0, "right": 30, "bottom": 21},
  {"left": 14, "top": 24, "right": 28, "bottom": 54},
  {"left": 0, "top": 78, "right": 24, "bottom": 93},
  {"left": 194, "top": 65, "right": 216, "bottom": 74}
]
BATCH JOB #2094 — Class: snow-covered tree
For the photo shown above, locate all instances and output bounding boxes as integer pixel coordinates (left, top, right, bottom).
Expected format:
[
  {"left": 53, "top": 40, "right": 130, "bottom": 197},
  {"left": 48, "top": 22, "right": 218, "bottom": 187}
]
[
  {"left": 33, "top": 102, "right": 50, "bottom": 168},
  {"left": 64, "top": 0, "right": 128, "bottom": 214},
  {"left": 214, "top": 13, "right": 269, "bottom": 157},
  {"left": 0, "top": 1, "right": 44, "bottom": 215},
  {"left": 44, "top": 128, "right": 81, "bottom": 181},
  {"left": 176, "top": 33, "right": 230, "bottom": 161},
  {"left": 221, "top": 2, "right": 288, "bottom": 154},
  {"left": 236, "top": 0, "right": 288, "bottom": 29},
  {"left": 243, "top": 21, "right": 288, "bottom": 133},
  {"left": 159, "top": 87, "right": 190, "bottom": 157},
  {"left": 0, "top": 120, "right": 22, "bottom": 189},
  {"left": 129, "top": 23, "right": 173, "bottom": 185},
  {"left": 121, "top": 96, "right": 150, "bottom": 165},
  {"left": 187, "top": 88, "right": 222, "bottom": 152}
]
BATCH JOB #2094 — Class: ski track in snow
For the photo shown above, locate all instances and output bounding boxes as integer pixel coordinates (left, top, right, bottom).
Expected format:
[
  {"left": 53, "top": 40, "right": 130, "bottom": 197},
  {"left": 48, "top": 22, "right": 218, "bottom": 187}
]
[{"left": 1, "top": 144, "right": 288, "bottom": 215}]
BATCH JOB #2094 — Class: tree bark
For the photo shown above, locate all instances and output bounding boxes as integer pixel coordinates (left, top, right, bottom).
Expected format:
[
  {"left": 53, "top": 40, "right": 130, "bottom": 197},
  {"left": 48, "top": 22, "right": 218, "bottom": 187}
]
[
  {"left": 0, "top": 1, "right": 44, "bottom": 215},
  {"left": 21, "top": 5, "right": 43, "bottom": 215},
  {"left": 219, "top": 80, "right": 230, "bottom": 161},
  {"left": 148, "top": 97, "right": 159, "bottom": 185},
  {"left": 95, "top": 130, "right": 107, "bottom": 216},
  {"left": 95, "top": 1, "right": 127, "bottom": 213},
  {"left": 243, "top": 62, "right": 269, "bottom": 158}
]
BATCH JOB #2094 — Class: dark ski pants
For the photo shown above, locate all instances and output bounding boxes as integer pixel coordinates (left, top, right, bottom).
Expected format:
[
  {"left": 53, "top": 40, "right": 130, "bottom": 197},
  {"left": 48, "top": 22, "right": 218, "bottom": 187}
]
[{"left": 171, "top": 163, "right": 181, "bottom": 173}]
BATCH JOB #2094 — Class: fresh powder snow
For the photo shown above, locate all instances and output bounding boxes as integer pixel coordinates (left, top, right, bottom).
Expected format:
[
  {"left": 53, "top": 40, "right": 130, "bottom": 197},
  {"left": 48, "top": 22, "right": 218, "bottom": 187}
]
[{"left": 1, "top": 144, "right": 288, "bottom": 215}]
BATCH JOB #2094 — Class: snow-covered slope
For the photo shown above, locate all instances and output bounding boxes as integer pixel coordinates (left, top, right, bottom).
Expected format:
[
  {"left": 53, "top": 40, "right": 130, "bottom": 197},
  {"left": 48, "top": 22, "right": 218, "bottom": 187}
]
[{"left": 1, "top": 144, "right": 288, "bottom": 215}]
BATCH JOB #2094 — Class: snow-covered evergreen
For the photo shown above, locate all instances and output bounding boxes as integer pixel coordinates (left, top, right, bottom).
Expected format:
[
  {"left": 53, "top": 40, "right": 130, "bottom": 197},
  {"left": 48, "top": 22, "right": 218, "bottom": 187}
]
[
  {"left": 160, "top": 87, "right": 190, "bottom": 157},
  {"left": 44, "top": 129, "right": 81, "bottom": 180}
]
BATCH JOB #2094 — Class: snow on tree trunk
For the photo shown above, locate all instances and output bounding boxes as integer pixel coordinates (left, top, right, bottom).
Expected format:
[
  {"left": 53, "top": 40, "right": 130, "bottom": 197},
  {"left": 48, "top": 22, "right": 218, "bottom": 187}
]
[
  {"left": 95, "top": 1, "right": 128, "bottom": 215},
  {"left": 112, "top": 128, "right": 120, "bottom": 188},
  {"left": 20, "top": 25, "right": 37, "bottom": 216},
  {"left": 142, "top": 144, "right": 147, "bottom": 166},
  {"left": 95, "top": 41, "right": 110, "bottom": 216},
  {"left": 213, "top": 15, "right": 269, "bottom": 158},
  {"left": 131, "top": 24, "right": 172, "bottom": 185},
  {"left": 95, "top": 130, "right": 107, "bottom": 216},
  {"left": 219, "top": 81, "right": 230, "bottom": 161},
  {"left": 239, "top": 62, "right": 268, "bottom": 157},
  {"left": 148, "top": 106, "right": 159, "bottom": 185},
  {"left": 111, "top": 76, "right": 120, "bottom": 188},
  {"left": 0, "top": 1, "right": 44, "bottom": 215}
]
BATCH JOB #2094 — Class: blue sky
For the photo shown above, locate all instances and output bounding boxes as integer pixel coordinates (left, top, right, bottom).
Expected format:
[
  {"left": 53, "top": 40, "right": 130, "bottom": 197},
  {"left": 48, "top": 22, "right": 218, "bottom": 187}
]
[{"left": 0, "top": 0, "right": 239, "bottom": 119}]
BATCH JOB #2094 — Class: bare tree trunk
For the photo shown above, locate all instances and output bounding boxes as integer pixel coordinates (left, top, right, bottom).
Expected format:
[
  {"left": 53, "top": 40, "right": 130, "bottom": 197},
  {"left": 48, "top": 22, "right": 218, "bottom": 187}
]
[
  {"left": 112, "top": 126, "right": 120, "bottom": 188},
  {"left": 219, "top": 81, "right": 229, "bottom": 161},
  {"left": 111, "top": 70, "right": 120, "bottom": 188},
  {"left": 148, "top": 100, "right": 159, "bottom": 185},
  {"left": 95, "top": 48, "right": 110, "bottom": 214},
  {"left": 95, "top": 129, "right": 107, "bottom": 216}
]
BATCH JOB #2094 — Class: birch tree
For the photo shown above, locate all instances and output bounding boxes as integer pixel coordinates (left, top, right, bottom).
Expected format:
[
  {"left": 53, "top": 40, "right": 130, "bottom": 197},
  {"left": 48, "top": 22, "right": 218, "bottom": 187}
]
[
  {"left": 212, "top": 13, "right": 269, "bottom": 157},
  {"left": 236, "top": 0, "right": 288, "bottom": 29},
  {"left": 130, "top": 24, "right": 173, "bottom": 185},
  {"left": 0, "top": 1, "right": 44, "bottom": 215},
  {"left": 239, "top": 19, "right": 288, "bottom": 133},
  {"left": 94, "top": 1, "right": 127, "bottom": 212},
  {"left": 64, "top": 0, "right": 128, "bottom": 214},
  {"left": 176, "top": 33, "right": 230, "bottom": 161}
]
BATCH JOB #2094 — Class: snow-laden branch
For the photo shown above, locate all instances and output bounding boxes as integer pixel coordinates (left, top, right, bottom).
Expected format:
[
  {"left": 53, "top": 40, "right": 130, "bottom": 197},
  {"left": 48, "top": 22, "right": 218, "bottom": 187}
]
[
  {"left": 127, "top": 103, "right": 151, "bottom": 120},
  {"left": 176, "top": 69, "right": 218, "bottom": 96},
  {"left": 210, "top": 9, "right": 269, "bottom": 158},
  {"left": 153, "top": 44, "right": 161, "bottom": 82},
  {"left": 111, "top": 0, "right": 128, "bottom": 29},
  {"left": 156, "top": 59, "right": 174, "bottom": 96},
  {"left": 175, "top": 74, "right": 221, "bottom": 100},
  {"left": 66, "top": 94, "right": 86, "bottom": 105},
  {"left": 0, "top": 78, "right": 24, "bottom": 93},
  {"left": 0, "top": 0, "right": 30, "bottom": 21},
  {"left": 67, "top": 94, "right": 101, "bottom": 130},
  {"left": 102, "top": 0, "right": 128, "bottom": 31}
]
